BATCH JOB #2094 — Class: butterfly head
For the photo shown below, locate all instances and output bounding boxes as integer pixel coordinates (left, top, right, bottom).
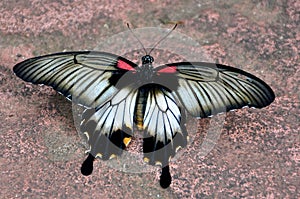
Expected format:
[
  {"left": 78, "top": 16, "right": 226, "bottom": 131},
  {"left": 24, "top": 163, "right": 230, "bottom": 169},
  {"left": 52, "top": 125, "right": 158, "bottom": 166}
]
[{"left": 142, "top": 55, "right": 154, "bottom": 64}]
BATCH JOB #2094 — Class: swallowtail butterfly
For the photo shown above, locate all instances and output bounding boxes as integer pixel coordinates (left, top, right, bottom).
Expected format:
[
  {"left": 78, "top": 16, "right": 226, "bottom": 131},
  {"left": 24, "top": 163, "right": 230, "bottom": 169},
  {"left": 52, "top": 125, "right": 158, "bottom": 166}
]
[{"left": 13, "top": 25, "right": 275, "bottom": 188}]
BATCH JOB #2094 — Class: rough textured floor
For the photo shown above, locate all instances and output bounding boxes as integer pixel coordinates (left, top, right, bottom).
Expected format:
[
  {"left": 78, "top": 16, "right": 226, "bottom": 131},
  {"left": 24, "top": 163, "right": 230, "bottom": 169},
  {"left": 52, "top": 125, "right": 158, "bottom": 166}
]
[{"left": 0, "top": 0, "right": 299, "bottom": 198}]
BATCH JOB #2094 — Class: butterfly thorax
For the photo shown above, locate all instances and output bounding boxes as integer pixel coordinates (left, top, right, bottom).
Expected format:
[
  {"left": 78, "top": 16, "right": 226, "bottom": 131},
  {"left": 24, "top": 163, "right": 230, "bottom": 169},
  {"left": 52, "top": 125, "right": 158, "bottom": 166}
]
[{"left": 136, "top": 64, "right": 154, "bottom": 82}]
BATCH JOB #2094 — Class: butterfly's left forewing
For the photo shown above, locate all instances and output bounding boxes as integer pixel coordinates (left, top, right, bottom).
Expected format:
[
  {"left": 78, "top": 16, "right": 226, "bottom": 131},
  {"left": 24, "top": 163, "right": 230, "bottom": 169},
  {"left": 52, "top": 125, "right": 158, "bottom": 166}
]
[{"left": 13, "top": 51, "right": 138, "bottom": 108}]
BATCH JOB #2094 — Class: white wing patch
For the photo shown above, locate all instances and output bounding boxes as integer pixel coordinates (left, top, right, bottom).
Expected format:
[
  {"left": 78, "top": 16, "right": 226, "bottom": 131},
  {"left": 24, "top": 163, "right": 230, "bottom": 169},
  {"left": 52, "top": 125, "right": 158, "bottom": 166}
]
[
  {"left": 143, "top": 87, "right": 181, "bottom": 141},
  {"left": 90, "top": 89, "right": 137, "bottom": 136}
]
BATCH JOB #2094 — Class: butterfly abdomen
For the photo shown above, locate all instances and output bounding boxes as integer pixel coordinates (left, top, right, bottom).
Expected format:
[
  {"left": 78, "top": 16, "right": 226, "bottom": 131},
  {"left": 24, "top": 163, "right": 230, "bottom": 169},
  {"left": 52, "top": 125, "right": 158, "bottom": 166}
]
[{"left": 134, "top": 86, "right": 150, "bottom": 130}]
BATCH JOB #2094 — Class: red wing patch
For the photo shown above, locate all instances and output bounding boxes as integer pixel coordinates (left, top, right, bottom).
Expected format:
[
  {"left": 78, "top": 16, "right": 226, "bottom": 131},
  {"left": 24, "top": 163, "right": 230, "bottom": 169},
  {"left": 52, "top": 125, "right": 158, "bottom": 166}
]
[
  {"left": 157, "top": 66, "right": 177, "bottom": 73},
  {"left": 117, "top": 60, "right": 136, "bottom": 71}
]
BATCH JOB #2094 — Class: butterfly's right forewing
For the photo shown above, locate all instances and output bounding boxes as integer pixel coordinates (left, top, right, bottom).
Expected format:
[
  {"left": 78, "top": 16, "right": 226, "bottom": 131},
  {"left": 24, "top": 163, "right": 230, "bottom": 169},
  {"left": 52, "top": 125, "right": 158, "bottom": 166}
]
[{"left": 155, "top": 62, "right": 275, "bottom": 118}]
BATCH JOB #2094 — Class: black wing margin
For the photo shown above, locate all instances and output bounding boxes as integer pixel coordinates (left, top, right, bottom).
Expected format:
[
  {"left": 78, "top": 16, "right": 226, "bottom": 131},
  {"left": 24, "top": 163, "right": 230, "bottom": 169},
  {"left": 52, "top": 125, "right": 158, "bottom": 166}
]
[
  {"left": 13, "top": 51, "right": 138, "bottom": 108},
  {"left": 155, "top": 62, "right": 275, "bottom": 117}
]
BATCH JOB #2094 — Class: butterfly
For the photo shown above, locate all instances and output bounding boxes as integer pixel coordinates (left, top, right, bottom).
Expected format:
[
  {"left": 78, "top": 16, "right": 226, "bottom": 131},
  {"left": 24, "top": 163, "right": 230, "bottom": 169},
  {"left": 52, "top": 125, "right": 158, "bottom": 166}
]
[{"left": 13, "top": 26, "right": 275, "bottom": 189}]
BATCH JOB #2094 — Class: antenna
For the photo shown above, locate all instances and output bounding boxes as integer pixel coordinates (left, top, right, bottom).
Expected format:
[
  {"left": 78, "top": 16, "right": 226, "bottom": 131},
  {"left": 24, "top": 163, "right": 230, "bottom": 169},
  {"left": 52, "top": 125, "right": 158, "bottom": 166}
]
[
  {"left": 148, "top": 24, "right": 177, "bottom": 55},
  {"left": 127, "top": 23, "right": 178, "bottom": 55},
  {"left": 127, "top": 23, "right": 148, "bottom": 55}
]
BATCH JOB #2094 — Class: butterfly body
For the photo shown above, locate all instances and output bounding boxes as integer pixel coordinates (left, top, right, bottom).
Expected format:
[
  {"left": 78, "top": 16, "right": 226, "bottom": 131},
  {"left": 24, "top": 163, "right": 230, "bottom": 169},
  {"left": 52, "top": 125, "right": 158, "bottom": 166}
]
[{"left": 134, "top": 84, "right": 152, "bottom": 130}]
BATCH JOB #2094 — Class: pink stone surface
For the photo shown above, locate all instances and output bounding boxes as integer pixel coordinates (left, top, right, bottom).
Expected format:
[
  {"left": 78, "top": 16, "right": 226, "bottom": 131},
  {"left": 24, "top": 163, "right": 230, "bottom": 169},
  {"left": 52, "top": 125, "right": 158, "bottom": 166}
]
[{"left": 0, "top": 0, "right": 299, "bottom": 198}]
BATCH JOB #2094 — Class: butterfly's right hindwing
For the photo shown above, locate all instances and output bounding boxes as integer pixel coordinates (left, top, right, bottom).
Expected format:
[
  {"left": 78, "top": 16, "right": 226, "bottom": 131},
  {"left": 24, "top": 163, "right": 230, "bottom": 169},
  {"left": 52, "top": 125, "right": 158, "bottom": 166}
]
[{"left": 141, "top": 85, "right": 187, "bottom": 167}]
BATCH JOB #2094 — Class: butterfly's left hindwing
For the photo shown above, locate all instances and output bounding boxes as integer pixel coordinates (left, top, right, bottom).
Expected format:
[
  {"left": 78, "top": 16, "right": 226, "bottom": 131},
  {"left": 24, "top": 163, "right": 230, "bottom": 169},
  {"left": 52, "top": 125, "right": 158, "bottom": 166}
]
[
  {"left": 13, "top": 51, "right": 138, "bottom": 108},
  {"left": 80, "top": 86, "right": 138, "bottom": 159}
]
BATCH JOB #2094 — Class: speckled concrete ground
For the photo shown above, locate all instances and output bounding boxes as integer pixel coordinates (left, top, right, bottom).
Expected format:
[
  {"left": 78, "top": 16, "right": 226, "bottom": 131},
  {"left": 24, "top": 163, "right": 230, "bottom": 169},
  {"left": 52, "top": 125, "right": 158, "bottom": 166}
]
[{"left": 0, "top": 0, "right": 299, "bottom": 198}]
